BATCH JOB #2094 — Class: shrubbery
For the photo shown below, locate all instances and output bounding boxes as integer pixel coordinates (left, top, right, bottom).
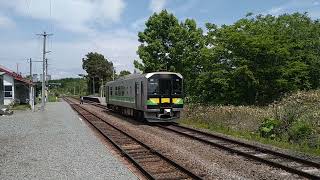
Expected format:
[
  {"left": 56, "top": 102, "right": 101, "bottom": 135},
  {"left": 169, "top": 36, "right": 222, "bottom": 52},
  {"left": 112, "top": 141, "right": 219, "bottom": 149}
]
[
  {"left": 258, "top": 118, "right": 281, "bottom": 139},
  {"left": 258, "top": 91, "right": 320, "bottom": 149},
  {"left": 182, "top": 90, "right": 320, "bottom": 155}
]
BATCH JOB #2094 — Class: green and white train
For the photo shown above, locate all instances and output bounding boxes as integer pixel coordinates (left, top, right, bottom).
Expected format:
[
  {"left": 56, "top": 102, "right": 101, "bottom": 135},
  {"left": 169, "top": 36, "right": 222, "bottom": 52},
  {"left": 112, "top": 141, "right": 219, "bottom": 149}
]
[{"left": 105, "top": 72, "right": 184, "bottom": 122}]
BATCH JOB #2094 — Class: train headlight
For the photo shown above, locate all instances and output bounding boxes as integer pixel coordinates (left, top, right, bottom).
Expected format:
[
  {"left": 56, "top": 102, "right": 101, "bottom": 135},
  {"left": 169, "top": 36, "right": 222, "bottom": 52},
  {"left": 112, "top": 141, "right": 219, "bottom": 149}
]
[{"left": 164, "top": 108, "right": 171, "bottom": 114}]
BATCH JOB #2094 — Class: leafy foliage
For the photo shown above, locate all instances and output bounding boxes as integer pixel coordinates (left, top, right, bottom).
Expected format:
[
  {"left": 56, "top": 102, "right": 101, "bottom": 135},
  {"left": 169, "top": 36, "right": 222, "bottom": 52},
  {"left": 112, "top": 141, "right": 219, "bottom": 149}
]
[
  {"left": 118, "top": 70, "right": 131, "bottom": 78},
  {"left": 82, "top": 52, "right": 114, "bottom": 94},
  {"left": 288, "top": 120, "right": 313, "bottom": 144},
  {"left": 258, "top": 118, "right": 281, "bottom": 139},
  {"left": 136, "top": 11, "right": 320, "bottom": 105},
  {"left": 49, "top": 78, "right": 87, "bottom": 96}
]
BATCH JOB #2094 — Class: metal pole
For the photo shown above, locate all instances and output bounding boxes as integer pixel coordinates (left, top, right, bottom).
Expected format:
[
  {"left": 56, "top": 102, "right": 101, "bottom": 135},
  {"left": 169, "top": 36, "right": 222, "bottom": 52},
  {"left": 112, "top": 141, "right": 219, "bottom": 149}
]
[
  {"left": 45, "top": 58, "right": 48, "bottom": 103},
  {"left": 29, "top": 58, "right": 32, "bottom": 81},
  {"left": 29, "top": 58, "right": 34, "bottom": 112},
  {"left": 101, "top": 78, "right": 104, "bottom": 97},
  {"left": 113, "top": 68, "right": 115, "bottom": 81},
  {"left": 37, "top": 31, "right": 52, "bottom": 111},
  {"left": 41, "top": 32, "right": 47, "bottom": 111},
  {"left": 93, "top": 77, "right": 95, "bottom": 95}
]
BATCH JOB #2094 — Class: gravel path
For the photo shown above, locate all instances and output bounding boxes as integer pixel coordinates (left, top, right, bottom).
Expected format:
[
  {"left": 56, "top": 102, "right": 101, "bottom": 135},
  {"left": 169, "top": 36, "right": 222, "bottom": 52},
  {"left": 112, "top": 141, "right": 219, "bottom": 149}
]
[
  {"left": 0, "top": 102, "right": 137, "bottom": 180},
  {"left": 85, "top": 104, "right": 303, "bottom": 179}
]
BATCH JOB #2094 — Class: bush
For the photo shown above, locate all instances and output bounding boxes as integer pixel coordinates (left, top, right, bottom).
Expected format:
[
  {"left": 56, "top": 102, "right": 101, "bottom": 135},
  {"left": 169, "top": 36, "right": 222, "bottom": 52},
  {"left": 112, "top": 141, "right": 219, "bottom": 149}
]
[
  {"left": 288, "top": 120, "right": 313, "bottom": 144},
  {"left": 259, "top": 118, "right": 281, "bottom": 139}
]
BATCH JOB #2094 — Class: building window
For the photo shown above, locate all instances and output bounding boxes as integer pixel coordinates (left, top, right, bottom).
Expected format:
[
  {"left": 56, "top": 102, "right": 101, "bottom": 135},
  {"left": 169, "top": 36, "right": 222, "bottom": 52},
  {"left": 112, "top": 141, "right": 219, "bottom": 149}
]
[{"left": 4, "top": 85, "right": 12, "bottom": 98}]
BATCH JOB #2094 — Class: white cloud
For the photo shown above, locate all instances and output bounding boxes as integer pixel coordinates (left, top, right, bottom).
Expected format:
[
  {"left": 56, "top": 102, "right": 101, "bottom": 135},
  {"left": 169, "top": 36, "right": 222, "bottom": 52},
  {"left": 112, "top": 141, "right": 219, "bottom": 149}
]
[
  {"left": 0, "top": 29, "right": 139, "bottom": 79},
  {"left": 267, "top": 7, "right": 284, "bottom": 15},
  {"left": 309, "top": 10, "right": 320, "bottom": 19},
  {"left": 131, "top": 17, "right": 148, "bottom": 30},
  {"left": 0, "top": 14, "right": 15, "bottom": 28},
  {"left": 0, "top": 0, "right": 126, "bottom": 33},
  {"left": 265, "top": 0, "right": 320, "bottom": 17},
  {"left": 149, "top": 0, "right": 167, "bottom": 12}
]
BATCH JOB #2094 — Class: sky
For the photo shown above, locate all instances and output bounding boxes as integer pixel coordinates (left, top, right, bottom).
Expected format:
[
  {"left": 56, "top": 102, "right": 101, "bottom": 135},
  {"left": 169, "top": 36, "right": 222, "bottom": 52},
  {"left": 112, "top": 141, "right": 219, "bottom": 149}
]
[{"left": 0, "top": 0, "right": 319, "bottom": 79}]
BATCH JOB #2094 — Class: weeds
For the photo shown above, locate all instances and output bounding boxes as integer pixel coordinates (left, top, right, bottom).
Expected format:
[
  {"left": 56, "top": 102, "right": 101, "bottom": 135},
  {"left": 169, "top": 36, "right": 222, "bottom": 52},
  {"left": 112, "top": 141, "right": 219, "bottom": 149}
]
[{"left": 180, "top": 90, "right": 320, "bottom": 156}]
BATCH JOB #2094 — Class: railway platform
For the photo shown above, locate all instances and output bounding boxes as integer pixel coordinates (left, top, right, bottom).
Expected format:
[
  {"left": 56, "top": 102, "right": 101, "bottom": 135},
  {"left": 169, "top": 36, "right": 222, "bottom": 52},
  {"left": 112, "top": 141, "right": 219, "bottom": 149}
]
[{"left": 0, "top": 101, "right": 137, "bottom": 180}]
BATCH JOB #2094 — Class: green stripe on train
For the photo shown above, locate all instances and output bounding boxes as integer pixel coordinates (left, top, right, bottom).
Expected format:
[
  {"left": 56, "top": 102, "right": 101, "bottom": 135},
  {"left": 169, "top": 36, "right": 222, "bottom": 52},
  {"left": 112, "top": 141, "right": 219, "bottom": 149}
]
[{"left": 109, "top": 95, "right": 135, "bottom": 103}]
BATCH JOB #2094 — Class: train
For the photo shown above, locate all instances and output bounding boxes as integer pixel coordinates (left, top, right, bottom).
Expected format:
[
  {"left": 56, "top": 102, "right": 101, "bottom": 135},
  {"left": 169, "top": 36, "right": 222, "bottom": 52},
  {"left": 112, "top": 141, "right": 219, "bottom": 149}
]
[{"left": 105, "top": 72, "right": 184, "bottom": 122}]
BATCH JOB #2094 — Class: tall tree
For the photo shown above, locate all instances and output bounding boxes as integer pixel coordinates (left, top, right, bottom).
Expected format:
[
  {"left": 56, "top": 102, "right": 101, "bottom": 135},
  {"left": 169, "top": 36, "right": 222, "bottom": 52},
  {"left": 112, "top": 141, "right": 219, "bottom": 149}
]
[
  {"left": 135, "top": 10, "right": 180, "bottom": 72},
  {"left": 204, "top": 12, "right": 320, "bottom": 104},
  {"left": 118, "top": 70, "right": 131, "bottom": 77},
  {"left": 135, "top": 10, "right": 205, "bottom": 96},
  {"left": 82, "top": 52, "right": 114, "bottom": 94}
]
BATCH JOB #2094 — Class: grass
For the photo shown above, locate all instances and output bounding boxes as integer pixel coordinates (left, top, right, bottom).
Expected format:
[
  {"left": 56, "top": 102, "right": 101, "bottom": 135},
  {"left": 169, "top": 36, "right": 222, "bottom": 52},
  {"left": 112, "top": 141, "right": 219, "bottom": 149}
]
[
  {"left": 10, "top": 104, "right": 30, "bottom": 111},
  {"left": 48, "top": 95, "right": 59, "bottom": 102},
  {"left": 180, "top": 90, "right": 320, "bottom": 157},
  {"left": 179, "top": 118, "right": 320, "bottom": 156}
]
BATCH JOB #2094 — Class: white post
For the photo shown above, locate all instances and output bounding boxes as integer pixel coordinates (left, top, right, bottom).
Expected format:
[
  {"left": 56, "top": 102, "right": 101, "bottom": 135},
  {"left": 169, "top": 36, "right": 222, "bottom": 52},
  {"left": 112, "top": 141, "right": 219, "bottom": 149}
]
[{"left": 29, "top": 85, "right": 34, "bottom": 112}]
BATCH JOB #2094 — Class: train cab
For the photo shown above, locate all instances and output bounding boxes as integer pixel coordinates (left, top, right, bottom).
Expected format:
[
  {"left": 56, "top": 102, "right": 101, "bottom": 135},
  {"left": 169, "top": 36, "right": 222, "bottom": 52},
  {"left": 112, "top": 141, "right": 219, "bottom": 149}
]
[{"left": 144, "top": 73, "right": 183, "bottom": 121}]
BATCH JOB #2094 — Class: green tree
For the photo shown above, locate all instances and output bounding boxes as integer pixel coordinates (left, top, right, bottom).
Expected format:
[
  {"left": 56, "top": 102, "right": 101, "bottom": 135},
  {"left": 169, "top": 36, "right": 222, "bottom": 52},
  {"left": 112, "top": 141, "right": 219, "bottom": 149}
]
[
  {"left": 82, "top": 52, "right": 114, "bottom": 94},
  {"left": 204, "top": 13, "right": 320, "bottom": 104},
  {"left": 135, "top": 10, "right": 180, "bottom": 72},
  {"left": 118, "top": 70, "right": 131, "bottom": 77},
  {"left": 135, "top": 11, "right": 320, "bottom": 105},
  {"left": 135, "top": 10, "right": 205, "bottom": 96}
]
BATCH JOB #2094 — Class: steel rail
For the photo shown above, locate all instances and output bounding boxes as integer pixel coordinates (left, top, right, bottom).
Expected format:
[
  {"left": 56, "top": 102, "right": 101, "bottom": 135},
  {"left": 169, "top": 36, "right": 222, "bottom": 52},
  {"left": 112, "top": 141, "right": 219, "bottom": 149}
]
[
  {"left": 64, "top": 97, "right": 202, "bottom": 180},
  {"left": 67, "top": 97, "right": 320, "bottom": 178},
  {"left": 157, "top": 124, "right": 320, "bottom": 179}
]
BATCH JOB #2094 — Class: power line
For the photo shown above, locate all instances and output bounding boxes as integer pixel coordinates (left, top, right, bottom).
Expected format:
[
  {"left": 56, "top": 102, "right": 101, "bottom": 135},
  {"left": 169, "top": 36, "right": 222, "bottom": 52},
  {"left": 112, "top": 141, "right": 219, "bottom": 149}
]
[
  {"left": 49, "top": 0, "right": 53, "bottom": 33},
  {"left": 25, "top": 0, "right": 32, "bottom": 16}
]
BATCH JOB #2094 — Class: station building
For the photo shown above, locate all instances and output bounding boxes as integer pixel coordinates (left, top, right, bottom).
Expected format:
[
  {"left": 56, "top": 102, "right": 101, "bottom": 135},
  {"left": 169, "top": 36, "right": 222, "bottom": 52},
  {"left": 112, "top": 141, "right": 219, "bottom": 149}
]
[{"left": 0, "top": 65, "right": 34, "bottom": 106}]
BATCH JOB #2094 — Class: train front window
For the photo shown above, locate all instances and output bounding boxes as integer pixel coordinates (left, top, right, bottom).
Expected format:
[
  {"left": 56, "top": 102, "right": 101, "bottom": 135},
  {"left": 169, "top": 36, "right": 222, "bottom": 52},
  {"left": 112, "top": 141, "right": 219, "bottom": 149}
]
[
  {"left": 172, "top": 78, "right": 182, "bottom": 95},
  {"left": 148, "top": 75, "right": 182, "bottom": 96},
  {"left": 148, "top": 78, "right": 159, "bottom": 95},
  {"left": 159, "top": 79, "right": 171, "bottom": 95}
]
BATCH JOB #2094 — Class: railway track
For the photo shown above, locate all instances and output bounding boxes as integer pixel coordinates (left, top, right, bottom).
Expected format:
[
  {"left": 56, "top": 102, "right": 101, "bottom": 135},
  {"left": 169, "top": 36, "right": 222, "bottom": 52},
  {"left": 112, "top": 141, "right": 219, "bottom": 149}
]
[
  {"left": 64, "top": 97, "right": 202, "bottom": 180},
  {"left": 157, "top": 124, "right": 320, "bottom": 179},
  {"left": 66, "top": 97, "right": 320, "bottom": 179}
]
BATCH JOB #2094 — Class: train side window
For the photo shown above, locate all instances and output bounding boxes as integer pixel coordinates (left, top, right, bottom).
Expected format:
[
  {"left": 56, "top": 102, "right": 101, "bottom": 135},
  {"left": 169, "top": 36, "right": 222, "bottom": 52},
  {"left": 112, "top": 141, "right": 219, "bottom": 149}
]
[
  {"left": 141, "top": 81, "right": 143, "bottom": 95},
  {"left": 136, "top": 83, "right": 139, "bottom": 94},
  {"left": 110, "top": 87, "right": 113, "bottom": 95},
  {"left": 130, "top": 86, "right": 132, "bottom": 96}
]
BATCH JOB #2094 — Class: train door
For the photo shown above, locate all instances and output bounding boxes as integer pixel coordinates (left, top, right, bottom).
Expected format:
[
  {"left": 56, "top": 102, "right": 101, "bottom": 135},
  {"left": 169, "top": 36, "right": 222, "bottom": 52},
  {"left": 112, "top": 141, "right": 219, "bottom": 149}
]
[
  {"left": 106, "top": 86, "right": 109, "bottom": 103},
  {"left": 135, "top": 82, "right": 140, "bottom": 109},
  {"left": 141, "top": 81, "right": 144, "bottom": 107}
]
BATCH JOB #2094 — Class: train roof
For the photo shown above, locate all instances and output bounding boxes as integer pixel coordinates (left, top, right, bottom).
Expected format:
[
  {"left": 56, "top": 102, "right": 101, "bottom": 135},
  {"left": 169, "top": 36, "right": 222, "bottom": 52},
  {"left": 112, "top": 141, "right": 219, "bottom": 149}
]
[{"left": 106, "top": 72, "right": 182, "bottom": 84}]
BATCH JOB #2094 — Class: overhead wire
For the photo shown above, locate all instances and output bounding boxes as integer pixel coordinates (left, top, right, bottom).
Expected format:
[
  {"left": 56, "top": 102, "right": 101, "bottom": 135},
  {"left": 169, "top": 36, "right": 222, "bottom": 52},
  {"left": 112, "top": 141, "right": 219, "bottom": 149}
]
[{"left": 25, "top": 0, "right": 32, "bottom": 16}]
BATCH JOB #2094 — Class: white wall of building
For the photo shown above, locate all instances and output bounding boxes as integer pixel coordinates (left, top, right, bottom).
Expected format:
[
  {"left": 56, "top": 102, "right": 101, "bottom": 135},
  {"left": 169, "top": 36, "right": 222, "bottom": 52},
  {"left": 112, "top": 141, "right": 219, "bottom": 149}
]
[{"left": 3, "top": 74, "right": 14, "bottom": 105}]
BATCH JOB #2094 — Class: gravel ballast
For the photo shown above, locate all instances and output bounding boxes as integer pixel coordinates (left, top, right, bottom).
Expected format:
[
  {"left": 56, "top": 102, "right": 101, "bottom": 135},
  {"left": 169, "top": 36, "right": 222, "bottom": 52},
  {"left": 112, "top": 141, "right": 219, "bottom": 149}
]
[
  {"left": 85, "top": 104, "right": 303, "bottom": 179},
  {"left": 0, "top": 102, "right": 137, "bottom": 180}
]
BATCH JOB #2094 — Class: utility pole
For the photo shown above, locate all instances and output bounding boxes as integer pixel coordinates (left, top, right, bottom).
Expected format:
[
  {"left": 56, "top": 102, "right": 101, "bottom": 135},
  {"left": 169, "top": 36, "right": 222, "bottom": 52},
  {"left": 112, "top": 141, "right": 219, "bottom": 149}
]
[
  {"left": 37, "top": 32, "right": 53, "bottom": 111},
  {"left": 45, "top": 58, "right": 48, "bottom": 103},
  {"left": 28, "top": 58, "right": 35, "bottom": 112},
  {"left": 112, "top": 68, "right": 115, "bottom": 81},
  {"left": 16, "top": 63, "right": 19, "bottom": 74},
  {"left": 92, "top": 77, "right": 95, "bottom": 95},
  {"left": 45, "top": 58, "right": 48, "bottom": 84}
]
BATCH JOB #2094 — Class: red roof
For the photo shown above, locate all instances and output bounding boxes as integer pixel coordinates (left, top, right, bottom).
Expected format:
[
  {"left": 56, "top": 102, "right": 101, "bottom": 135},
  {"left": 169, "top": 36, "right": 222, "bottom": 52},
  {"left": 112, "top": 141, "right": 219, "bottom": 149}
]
[{"left": 0, "top": 65, "right": 33, "bottom": 85}]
